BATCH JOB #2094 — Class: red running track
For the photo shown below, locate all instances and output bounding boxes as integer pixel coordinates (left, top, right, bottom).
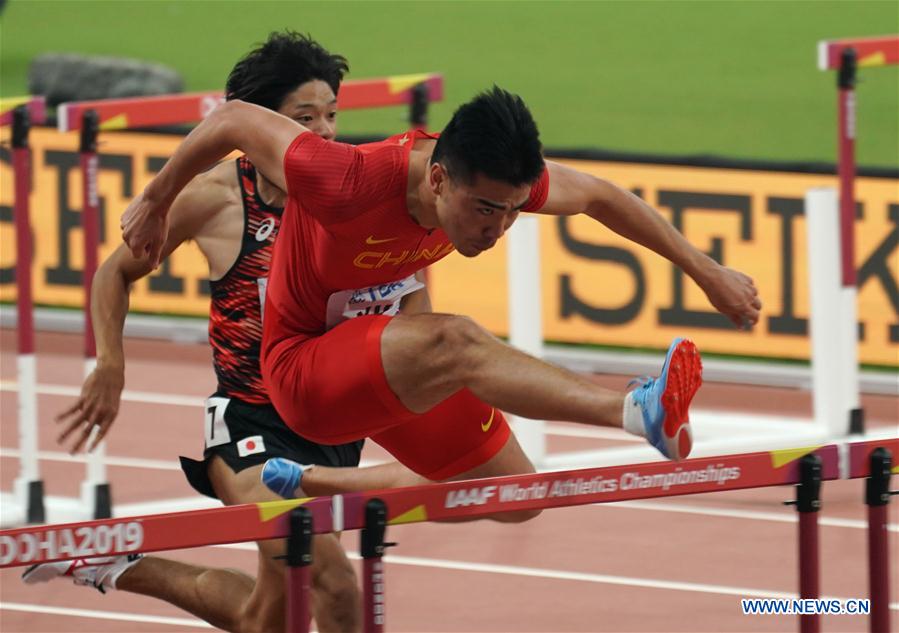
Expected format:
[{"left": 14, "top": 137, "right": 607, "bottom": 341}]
[{"left": 1, "top": 330, "right": 896, "bottom": 632}]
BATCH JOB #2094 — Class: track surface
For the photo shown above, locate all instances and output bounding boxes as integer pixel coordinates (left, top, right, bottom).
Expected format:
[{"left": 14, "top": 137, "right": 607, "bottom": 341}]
[{"left": 1, "top": 330, "right": 896, "bottom": 632}]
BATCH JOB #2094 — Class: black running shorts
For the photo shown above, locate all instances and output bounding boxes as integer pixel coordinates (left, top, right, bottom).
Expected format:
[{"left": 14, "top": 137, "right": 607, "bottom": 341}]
[{"left": 180, "top": 393, "right": 364, "bottom": 499}]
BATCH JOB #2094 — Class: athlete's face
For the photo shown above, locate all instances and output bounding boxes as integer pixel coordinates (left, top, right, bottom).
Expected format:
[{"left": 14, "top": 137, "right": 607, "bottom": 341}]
[
  {"left": 277, "top": 79, "right": 338, "bottom": 140},
  {"left": 430, "top": 163, "right": 532, "bottom": 258}
]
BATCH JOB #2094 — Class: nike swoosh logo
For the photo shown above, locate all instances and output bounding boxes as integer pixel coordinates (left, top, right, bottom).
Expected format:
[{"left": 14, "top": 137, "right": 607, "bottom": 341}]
[
  {"left": 366, "top": 236, "right": 397, "bottom": 245},
  {"left": 481, "top": 408, "right": 496, "bottom": 432}
]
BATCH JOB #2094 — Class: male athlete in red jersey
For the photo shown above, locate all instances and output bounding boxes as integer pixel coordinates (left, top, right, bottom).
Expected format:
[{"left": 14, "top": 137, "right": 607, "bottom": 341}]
[
  {"left": 122, "top": 87, "right": 761, "bottom": 514},
  {"left": 26, "top": 33, "right": 428, "bottom": 633}
]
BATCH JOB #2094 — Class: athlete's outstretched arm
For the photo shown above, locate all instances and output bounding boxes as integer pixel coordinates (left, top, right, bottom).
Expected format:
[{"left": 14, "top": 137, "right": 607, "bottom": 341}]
[
  {"left": 57, "top": 174, "right": 229, "bottom": 452},
  {"left": 535, "top": 161, "right": 761, "bottom": 329},
  {"left": 121, "top": 101, "right": 308, "bottom": 267}
]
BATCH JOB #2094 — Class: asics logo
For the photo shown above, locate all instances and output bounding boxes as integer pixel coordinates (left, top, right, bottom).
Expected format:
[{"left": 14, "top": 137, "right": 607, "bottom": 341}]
[
  {"left": 481, "top": 408, "right": 495, "bottom": 432},
  {"left": 255, "top": 218, "right": 276, "bottom": 242},
  {"left": 365, "top": 235, "right": 397, "bottom": 245}
]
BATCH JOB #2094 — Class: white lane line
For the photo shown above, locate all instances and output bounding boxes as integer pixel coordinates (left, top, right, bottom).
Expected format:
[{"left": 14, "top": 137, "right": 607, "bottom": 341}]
[
  {"left": 600, "top": 498, "right": 899, "bottom": 532},
  {"left": 0, "top": 447, "right": 384, "bottom": 472},
  {"left": 0, "top": 447, "right": 183, "bottom": 471},
  {"left": 212, "top": 543, "right": 899, "bottom": 610},
  {"left": 544, "top": 424, "right": 642, "bottom": 442},
  {"left": 0, "top": 382, "right": 636, "bottom": 441},
  {"left": 0, "top": 380, "right": 203, "bottom": 407},
  {"left": 3, "top": 381, "right": 824, "bottom": 440},
  {"left": 0, "top": 602, "right": 211, "bottom": 628}
]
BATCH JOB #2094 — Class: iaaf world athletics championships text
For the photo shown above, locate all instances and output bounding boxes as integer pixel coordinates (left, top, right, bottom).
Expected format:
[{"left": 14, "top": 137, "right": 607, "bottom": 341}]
[
  {"left": 445, "top": 464, "right": 742, "bottom": 508},
  {"left": 501, "top": 464, "right": 742, "bottom": 502}
]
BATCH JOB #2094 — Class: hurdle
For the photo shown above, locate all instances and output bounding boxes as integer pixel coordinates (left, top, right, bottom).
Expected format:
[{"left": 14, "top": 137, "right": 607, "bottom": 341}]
[
  {"left": 5, "top": 101, "right": 47, "bottom": 526},
  {"left": 2, "top": 74, "right": 444, "bottom": 527},
  {"left": 55, "top": 73, "right": 444, "bottom": 132},
  {"left": 813, "top": 35, "right": 899, "bottom": 439},
  {"left": 1, "top": 438, "right": 894, "bottom": 632},
  {"left": 508, "top": 36, "right": 899, "bottom": 470},
  {"left": 0, "top": 96, "right": 46, "bottom": 128}
]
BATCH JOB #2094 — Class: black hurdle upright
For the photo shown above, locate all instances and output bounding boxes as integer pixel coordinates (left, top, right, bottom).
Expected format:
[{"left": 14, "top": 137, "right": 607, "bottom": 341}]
[
  {"left": 865, "top": 447, "right": 895, "bottom": 633},
  {"left": 785, "top": 454, "right": 823, "bottom": 633},
  {"left": 286, "top": 507, "right": 314, "bottom": 633},
  {"left": 361, "top": 498, "right": 389, "bottom": 633},
  {"left": 409, "top": 82, "right": 430, "bottom": 130}
]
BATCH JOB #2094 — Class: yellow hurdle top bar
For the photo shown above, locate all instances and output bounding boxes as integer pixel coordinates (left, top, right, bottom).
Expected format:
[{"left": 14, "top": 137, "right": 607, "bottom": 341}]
[
  {"left": 818, "top": 34, "right": 899, "bottom": 70},
  {"left": 0, "top": 96, "right": 47, "bottom": 127},
  {"left": 57, "top": 73, "right": 443, "bottom": 132}
]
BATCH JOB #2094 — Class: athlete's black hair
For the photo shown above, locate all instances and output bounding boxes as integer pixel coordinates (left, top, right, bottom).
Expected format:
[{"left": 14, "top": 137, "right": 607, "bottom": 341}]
[
  {"left": 225, "top": 31, "right": 348, "bottom": 110},
  {"left": 432, "top": 86, "right": 544, "bottom": 186}
]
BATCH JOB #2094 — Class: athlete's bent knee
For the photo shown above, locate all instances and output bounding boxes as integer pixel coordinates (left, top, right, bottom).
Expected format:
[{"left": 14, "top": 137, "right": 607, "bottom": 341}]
[{"left": 433, "top": 315, "right": 492, "bottom": 368}]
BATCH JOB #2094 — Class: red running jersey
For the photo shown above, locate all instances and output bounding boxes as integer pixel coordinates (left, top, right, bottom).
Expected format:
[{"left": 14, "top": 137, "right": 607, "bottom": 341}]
[
  {"left": 261, "top": 130, "right": 549, "bottom": 360},
  {"left": 208, "top": 157, "right": 281, "bottom": 404}
]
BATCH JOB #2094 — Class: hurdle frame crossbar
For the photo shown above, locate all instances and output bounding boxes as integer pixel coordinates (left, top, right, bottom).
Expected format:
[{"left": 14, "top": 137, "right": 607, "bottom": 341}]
[
  {"left": 2, "top": 73, "right": 444, "bottom": 527},
  {"left": 0, "top": 96, "right": 46, "bottom": 128},
  {"left": 56, "top": 73, "right": 443, "bottom": 132}
]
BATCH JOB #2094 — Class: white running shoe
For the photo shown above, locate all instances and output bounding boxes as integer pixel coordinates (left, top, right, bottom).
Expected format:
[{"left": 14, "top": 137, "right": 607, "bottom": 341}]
[{"left": 22, "top": 554, "right": 143, "bottom": 594}]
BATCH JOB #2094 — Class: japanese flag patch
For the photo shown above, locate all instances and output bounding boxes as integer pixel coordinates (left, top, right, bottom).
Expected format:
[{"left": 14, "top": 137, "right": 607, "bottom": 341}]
[{"left": 237, "top": 435, "right": 266, "bottom": 457}]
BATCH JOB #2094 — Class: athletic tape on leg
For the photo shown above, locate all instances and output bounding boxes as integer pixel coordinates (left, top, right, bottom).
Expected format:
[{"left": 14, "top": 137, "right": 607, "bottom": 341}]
[{"left": 262, "top": 458, "right": 304, "bottom": 498}]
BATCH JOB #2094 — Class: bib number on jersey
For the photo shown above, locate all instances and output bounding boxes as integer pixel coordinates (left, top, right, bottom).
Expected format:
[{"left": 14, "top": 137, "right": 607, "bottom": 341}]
[
  {"left": 325, "top": 275, "right": 425, "bottom": 330},
  {"left": 256, "top": 277, "right": 268, "bottom": 320},
  {"left": 204, "top": 397, "right": 231, "bottom": 448}
]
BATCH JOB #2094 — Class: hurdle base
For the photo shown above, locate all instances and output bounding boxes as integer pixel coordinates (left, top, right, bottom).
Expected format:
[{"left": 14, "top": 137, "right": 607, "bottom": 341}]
[
  {"left": 848, "top": 407, "right": 865, "bottom": 435},
  {"left": 5, "top": 477, "right": 46, "bottom": 526},
  {"left": 92, "top": 483, "right": 112, "bottom": 519},
  {"left": 0, "top": 493, "right": 92, "bottom": 528},
  {"left": 81, "top": 480, "right": 113, "bottom": 520},
  {"left": 26, "top": 480, "right": 45, "bottom": 524}
]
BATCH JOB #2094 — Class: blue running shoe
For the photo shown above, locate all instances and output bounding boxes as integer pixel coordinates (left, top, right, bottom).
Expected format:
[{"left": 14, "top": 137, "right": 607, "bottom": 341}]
[
  {"left": 261, "top": 457, "right": 306, "bottom": 498},
  {"left": 629, "top": 338, "right": 702, "bottom": 460}
]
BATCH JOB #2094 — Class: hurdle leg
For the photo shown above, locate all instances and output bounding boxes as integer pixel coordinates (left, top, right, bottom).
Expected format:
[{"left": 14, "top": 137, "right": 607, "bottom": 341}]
[
  {"left": 836, "top": 46, "right": 865, "bottom": 436},
  {"left": 286, "top": 507, "right": 313, "bottom": 633},
  {"left": 409, "top": 82, "right": 429, "bottom": 130},
  {"left": 11, "top": 105, "right": 45, "bottom": 526},
  {"left": 507, "top": 214, "right": 547, "bottom": 466},
  {"left": 361, "top": 498, "right": 388, "bottom": 633},
  {"left": 78, "top": 109, "right": 112, "bottom": 519},
  {"left": 865, "top": 448, "right": 894, "bottom": 633},
  {"left": 785, "top": 454, "right": 822, "bottom": 633}
]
